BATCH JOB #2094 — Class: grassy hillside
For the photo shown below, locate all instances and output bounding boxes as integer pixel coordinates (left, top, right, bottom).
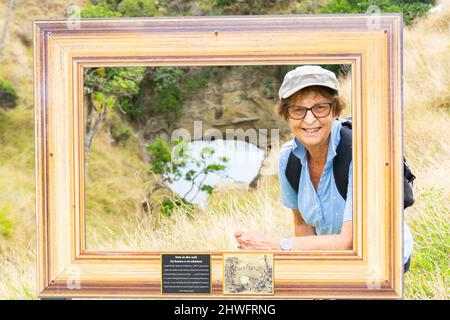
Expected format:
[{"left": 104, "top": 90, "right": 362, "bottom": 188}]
[
  {"left": 0, "top": 0, "right": 87, "bottom": 298},
  {"left": 84, "top": 115, "right": 155, "bottom": 250},
  {"left": 402, "top": 1, "right": 450, "bottom": 298},
  {"left": 0, "top": 0, "right": 449, "bottom": 299}
]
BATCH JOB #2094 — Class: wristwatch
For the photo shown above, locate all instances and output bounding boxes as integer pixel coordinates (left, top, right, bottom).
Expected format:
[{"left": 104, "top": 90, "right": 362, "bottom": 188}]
[{"left": 280, "top": 237, "right": 293, "bottom": 251}]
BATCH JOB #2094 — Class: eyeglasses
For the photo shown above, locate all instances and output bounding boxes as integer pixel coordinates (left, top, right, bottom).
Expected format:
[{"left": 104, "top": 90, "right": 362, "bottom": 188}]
[{"left": 286, "top": 101, "right": 334, "bottom": 120}]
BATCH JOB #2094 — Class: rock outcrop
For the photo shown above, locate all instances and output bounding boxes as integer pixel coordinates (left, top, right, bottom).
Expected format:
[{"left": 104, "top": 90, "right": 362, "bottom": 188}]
[{"left": 137, "top": 65, "right": 293, "bottom": 151}]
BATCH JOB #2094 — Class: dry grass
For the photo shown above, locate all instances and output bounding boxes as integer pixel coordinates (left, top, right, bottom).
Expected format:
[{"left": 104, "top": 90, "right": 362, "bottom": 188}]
[
  {"left": 0, "top": 241, "right": 35, "bottom": 299},
  {"left": 402, "top": 0, "right": 450, "bottom": 299},
  {"left": 84, "top": 119, "right": 154, "bottom": 250},
  {"left": 87, "top": 175, "right": 292, "bottom": 251},
  {"left": 0, "top": 107, "right": 36, "bottom": 299},
  {"left": 0, "top": 106, "right": 36, "bottom": 300}
]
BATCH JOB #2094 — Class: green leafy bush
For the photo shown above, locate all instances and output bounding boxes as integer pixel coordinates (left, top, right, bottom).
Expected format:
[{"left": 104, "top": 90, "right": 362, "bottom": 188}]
[
  {"left": 0, "top": 206, "right": 13, "bottom": 239},
  {"left": 117, "top": 0, "right": 156, "bottom": 17},
  {"left": 119, "top": 95, "right": 141, "bottom": 120},
  {"left": 111, "top": 124, "right": 133, "bottom": 143},
  {"left": 0, "top": 79, "right": 18, "bottom": 109},
  {"left": 152, "top": 67, "right": 185, "bottom": 121},
  {"left": 84, "top": 66, "right": 146, "bottom": 118},
  {"left": 147, "top": 138, "right": 174, "bottom": 176},
  {"left": 185, "top": 68, "right": 214, "bottom": 96},
  {"left": 213, "top": 0, "right": 291, "bottom": 15},
  {"left": 160, "top": 198, "right": 187, "bottom": 217},
  {"left": 321, "top": 0, "right": 436, "bottom": 26},
  {"left": 80, "top": 1, "right": 122, "bottom": 18},
  {"left": 81, "top": 0, "right": 157, "bottom": 18}
]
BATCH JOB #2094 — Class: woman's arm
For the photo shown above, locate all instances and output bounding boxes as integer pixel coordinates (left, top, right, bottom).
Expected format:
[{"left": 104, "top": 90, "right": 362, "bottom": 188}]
[
  {"left": 235, "top": 221, "right": 352, "bottom": 251},
  {"left": 292, "top": 209, "right": 316, "bottom": 236},
  {"left": 291, "top": 221, "right": 352, "bottom": 250}
]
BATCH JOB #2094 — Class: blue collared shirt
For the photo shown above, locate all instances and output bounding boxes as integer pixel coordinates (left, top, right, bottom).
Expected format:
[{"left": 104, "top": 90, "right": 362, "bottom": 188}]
[{"left": 278, "top": 120, "right": 413, "bottom": 263}]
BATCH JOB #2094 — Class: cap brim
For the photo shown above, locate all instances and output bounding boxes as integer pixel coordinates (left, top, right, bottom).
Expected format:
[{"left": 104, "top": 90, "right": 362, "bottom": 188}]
[{"left": 280, "top": 83, "right": 339, "bottom": 99}]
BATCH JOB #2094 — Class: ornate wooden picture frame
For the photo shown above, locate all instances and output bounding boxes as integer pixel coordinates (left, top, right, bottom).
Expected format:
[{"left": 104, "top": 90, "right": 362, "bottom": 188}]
[{"left": 34, "top": 14, "right": 404, "bottom": 299}]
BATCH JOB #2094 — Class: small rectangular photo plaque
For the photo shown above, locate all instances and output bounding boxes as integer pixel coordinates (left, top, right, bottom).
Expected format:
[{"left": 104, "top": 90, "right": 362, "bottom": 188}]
[
  {"left": 161, "top": 254, "right": 211, "bottom": 294},
  {"left": 223, "top": 253, "right": 274, "bottom": 295}
]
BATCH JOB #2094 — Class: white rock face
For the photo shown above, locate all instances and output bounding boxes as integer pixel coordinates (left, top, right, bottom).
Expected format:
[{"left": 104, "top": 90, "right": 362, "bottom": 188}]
[{"left": 167, "top": 139, "right": 265, "bottom": 208}]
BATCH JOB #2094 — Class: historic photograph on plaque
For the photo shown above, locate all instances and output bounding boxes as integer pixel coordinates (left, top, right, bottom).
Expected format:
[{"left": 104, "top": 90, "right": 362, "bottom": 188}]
[{"left": 223, "top": 254, "right": 274, "bottom": 295}]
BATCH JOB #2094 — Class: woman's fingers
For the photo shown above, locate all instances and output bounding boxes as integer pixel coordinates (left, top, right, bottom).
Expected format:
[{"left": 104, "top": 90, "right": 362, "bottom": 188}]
[
  {"left": 235, "top": 230, "right": 268, "bottom": 250},
  {"left": 235, "top": 231, "right": 246, "bottom": 250},
  {"left": 235, "top": 231, "right": 251, "bottom": 249}
]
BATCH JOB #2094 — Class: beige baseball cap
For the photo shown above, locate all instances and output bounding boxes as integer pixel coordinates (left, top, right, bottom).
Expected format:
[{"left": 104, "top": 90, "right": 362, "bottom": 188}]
[{"left": 278, "top": 65, "right": 339, "bottom": 100}]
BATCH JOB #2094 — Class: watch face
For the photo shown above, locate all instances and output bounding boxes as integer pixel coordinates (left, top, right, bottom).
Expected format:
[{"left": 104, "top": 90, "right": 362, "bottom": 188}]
[{"left": 281, "top": 238, "right": 293, "bottom": 251}]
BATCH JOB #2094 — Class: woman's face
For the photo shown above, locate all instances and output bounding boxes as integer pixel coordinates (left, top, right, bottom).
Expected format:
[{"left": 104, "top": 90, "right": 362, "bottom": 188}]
[{"left": 286, "top": 90, "right": 337, "bottom": 152}]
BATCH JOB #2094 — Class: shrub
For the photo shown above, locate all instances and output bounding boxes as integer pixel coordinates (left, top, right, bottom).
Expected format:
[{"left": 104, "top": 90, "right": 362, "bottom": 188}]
[
  {"left": 84, "top": 66, "right": 146, "bottom": 119},
  {"left": 321, "top": 0, "right": 436, "bottom": 26},
  {"left": 117, "top": 0, "right": 157, "bottom": 17},
  {"left": 185, "top": 68, "right": 214, "bottom": 96},
  {"left": 0, "top": 79, "right": 18, "bottom": 109},
  {"left": 0, "top": 205, "right": 13, "bottom": 240},
  {"left": 111, "top": 124, "right": 133, "bottom": 143},
  {"left": 213, "top": 0, "right": 291, "bottom": 15},
  {"left": 152, "top": 67, "right": 185, "bottom": 121},
  {"left": 80, "top": 1, "right": 122, "bottom": 18},
  {"left": 81, "top": 0, "right": 158, "bottom": 18}
]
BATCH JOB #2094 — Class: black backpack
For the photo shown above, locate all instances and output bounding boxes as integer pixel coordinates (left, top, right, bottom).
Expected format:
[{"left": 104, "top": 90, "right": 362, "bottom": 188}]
[{"left": 285, "top": 118, "right": 416, "bottom": 209}]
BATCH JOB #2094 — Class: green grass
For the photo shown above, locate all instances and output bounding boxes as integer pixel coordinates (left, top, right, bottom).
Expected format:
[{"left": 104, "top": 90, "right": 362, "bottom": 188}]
[
  {"left": 0, "top": 204, "right": 14, "bottom": 239},
  {"left": 404, "top": 186, "right": 450, "bottom": 299},
  {"left": 0, "top": 107, "right": 34, "bottom": 168},
  {"left": 0, "top": 106, "right": 36, "bottom": 299}
]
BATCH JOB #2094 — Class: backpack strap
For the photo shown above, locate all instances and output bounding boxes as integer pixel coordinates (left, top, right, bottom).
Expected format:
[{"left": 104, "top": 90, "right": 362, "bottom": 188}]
[
  {"left": 403, "top": 159, "right": 416, "bottom": 208},
  {"left": 285, "top": 150, "right": 301, "bottom": 194},
  {"left": 333, "top": 123, "right": 352, "bottom": 200}
]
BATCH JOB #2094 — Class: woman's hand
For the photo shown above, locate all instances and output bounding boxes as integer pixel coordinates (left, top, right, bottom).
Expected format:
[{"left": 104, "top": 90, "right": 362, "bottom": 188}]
[{"left": 234, "top": 230, "right": 280, "bottom": 250}]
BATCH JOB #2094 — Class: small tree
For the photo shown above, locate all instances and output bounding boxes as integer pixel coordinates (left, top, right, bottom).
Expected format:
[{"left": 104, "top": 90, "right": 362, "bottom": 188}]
[
  {"left": 83, "top": 67, "right": 145, "bottom": 154},
  {"left": 146, "top": 139, "right": 229, "bottom": 209}
]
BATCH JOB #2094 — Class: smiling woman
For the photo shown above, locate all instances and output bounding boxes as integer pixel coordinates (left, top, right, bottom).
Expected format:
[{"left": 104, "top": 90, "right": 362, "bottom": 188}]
[{"left": 235, "top": 65, "right": 414, "bottom": 272}]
